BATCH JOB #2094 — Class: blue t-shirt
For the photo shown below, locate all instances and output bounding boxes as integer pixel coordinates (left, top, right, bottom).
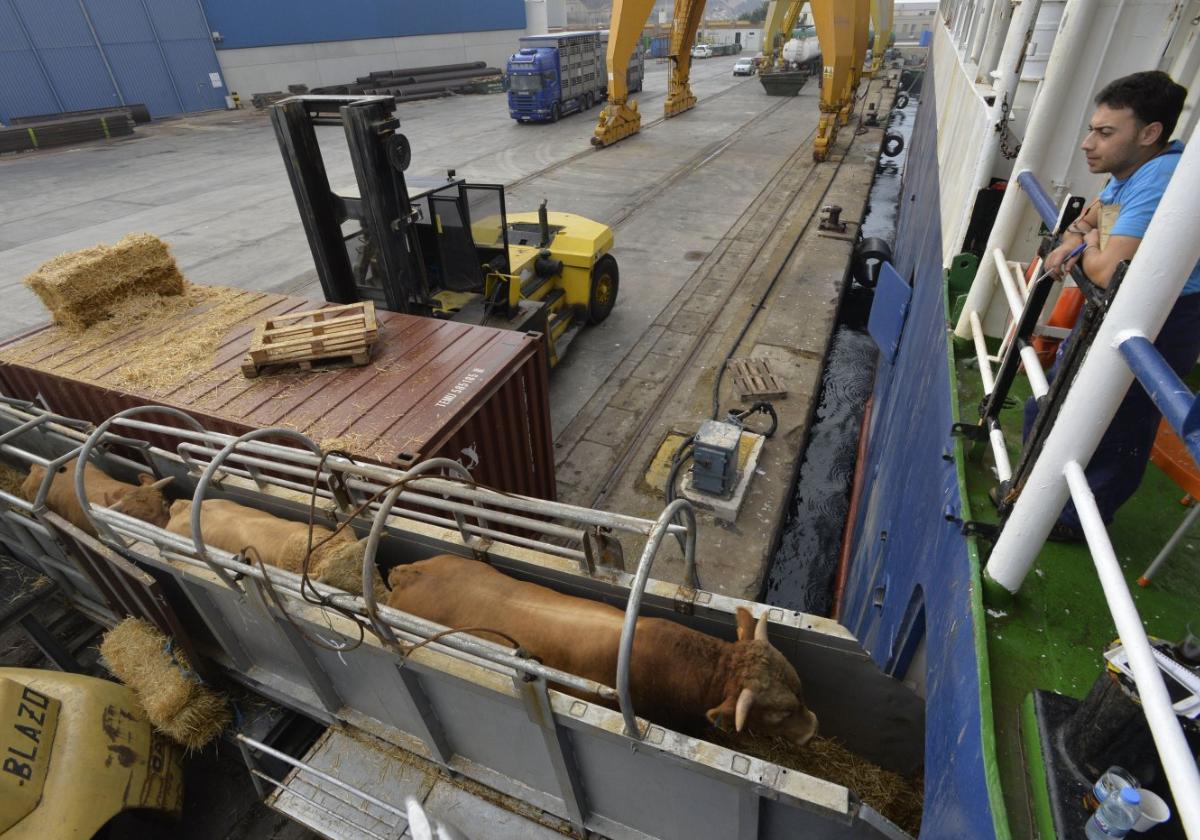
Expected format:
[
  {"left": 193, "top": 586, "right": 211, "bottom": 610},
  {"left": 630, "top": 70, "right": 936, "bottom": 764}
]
[{"left": 1099, "top": 139, "right": 1200, "bottom": 296}]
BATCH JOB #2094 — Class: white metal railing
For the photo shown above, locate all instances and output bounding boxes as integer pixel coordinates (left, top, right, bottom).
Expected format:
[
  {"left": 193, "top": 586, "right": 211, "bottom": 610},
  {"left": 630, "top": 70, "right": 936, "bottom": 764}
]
[
  {"left": 1065, "top": 461, "right": 1200, "bottom": 838},
  {"left": 963, "top": 244, "right": 1058, "bottom": 488}
]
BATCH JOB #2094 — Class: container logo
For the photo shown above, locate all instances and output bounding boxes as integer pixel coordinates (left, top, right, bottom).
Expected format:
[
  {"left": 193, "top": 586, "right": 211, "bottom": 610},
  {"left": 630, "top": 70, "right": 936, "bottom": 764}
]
[{"left": 459, "top": 444, "right": 480, "bottom": 471}]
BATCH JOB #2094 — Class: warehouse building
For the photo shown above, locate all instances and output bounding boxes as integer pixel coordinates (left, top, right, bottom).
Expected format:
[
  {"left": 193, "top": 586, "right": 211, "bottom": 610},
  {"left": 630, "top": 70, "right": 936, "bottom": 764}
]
[{"left": 0, "top": 0, "right": 530, "bottom": 123}]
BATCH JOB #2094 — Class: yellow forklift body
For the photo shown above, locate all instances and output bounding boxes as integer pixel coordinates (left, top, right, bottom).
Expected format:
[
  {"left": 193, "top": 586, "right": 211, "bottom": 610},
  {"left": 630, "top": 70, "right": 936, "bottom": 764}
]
[
  {"left": 0, "top": 668, "right": 184, "bottom": 839},
  {"left": 506, "top": 210, "right": 614, "bottom": 310}
]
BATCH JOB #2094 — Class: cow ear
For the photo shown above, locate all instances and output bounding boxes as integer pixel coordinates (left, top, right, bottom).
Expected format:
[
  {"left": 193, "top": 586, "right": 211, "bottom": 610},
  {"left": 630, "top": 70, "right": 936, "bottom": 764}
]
[
  {"left": 705, "top": 696, "right": 738, "bottom": 730},
  {"left": 735, "top": 606, "right": 755, "bottom": 641},
  {"left": 137, "top": 474, "right": 174, "bottom": 489}
]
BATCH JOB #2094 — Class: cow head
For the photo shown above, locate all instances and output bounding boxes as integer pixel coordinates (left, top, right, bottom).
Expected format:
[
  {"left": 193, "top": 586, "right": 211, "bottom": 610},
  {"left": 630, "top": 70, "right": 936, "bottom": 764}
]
[
  {"left": 107, "top": 474, "right": 173, "bottom": 527},
  {"left": 705, "top": 607, "right": 818, "bottom": 748},
  {"left": 19, "top": 464, "right": 46, "bottom": 502}
]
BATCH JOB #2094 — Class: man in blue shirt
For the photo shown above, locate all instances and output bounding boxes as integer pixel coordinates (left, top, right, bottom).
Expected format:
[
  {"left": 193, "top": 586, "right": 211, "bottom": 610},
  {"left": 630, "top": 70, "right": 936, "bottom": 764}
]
[{"left": 1030, "top": 71, "right": 1199, "bottom": 540}]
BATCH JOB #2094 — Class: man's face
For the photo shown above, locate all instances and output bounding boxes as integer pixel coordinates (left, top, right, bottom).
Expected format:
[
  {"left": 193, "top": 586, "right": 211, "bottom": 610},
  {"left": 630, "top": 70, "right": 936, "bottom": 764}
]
[{"left": 1081, "top": 104, "right": 1160, "bottom": 175}]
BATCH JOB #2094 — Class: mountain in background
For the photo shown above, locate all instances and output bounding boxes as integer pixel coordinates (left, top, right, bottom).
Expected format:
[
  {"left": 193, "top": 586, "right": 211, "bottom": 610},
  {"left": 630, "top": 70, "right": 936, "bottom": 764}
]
[{"left": 565, "top": 0, "right": 765, "bottom": 26}]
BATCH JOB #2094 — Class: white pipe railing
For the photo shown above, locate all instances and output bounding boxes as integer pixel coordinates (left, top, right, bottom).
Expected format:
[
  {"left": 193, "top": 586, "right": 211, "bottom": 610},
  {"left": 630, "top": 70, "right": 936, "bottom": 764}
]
[
  {"left": 1065, "top": 461, "right": 1200, "bottom": 837},
  {"left": 969, "top": 311, "right": 997, "bottom": 394},
  {"left": 967, "top": 310, "right": 1015, "bottom": 483},
  {"left": 953, "top": 0, "right": 1098, "bottom": 338}
]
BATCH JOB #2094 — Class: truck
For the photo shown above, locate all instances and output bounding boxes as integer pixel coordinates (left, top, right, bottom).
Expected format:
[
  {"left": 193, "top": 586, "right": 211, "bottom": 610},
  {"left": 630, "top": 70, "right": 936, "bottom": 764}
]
[{"left": 507, "top": 30, "right": 643, "bottom": 124}]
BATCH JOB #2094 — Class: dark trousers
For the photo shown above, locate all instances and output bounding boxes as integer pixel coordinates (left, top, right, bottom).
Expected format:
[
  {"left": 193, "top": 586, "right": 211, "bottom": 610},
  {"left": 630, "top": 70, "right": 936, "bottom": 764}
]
[{"left": 1023, "top": 292, "right": 1200, "bottom": 529}]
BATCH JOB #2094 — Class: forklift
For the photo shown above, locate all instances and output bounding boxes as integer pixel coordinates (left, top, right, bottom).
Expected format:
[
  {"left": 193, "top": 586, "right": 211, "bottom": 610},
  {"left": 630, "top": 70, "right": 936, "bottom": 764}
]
[{"left": 271, "top": 95, "right": 620, "bottom": 365}]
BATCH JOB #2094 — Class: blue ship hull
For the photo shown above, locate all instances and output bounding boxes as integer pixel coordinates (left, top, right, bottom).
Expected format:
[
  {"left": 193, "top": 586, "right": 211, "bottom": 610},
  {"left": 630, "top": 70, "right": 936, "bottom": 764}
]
[{"left": 843, "top": 60, "right": 1005, "bottom": 839}]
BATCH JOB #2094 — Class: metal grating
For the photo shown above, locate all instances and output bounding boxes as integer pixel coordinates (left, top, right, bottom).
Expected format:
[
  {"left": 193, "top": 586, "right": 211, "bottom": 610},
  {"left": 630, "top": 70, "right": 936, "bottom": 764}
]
[{"left": 727, "top": 357, "right": 787, "bottom": 401}]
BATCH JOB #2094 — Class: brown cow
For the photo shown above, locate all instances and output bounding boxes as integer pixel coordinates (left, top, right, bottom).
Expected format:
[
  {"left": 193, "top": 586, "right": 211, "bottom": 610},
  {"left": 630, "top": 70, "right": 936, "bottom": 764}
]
[
  {"left": 386, "top": 554, "right": 818, "bottom": 747},
  {"left": 165, "top": 499, "right": 383, "bottom": 599},
  {"left": 21, "top": 458, "right": 172, "bottom": 536}
]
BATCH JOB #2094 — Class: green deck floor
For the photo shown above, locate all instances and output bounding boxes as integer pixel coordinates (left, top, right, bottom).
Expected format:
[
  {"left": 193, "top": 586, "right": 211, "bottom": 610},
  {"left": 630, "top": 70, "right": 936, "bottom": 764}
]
[{"left": 954, "top": 351, "right": 1199, "bottom": 839}]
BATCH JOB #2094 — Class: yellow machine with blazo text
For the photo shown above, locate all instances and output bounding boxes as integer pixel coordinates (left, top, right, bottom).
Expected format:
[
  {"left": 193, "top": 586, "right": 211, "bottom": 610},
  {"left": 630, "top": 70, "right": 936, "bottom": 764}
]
[{"left": 1, "top": 668, "right": 184, "bottom": 839}]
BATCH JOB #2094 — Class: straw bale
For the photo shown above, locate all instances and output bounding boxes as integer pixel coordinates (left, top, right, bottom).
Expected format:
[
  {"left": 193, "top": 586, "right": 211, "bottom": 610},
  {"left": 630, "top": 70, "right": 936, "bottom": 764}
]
[
  {"left": 707, "top": 730, "right": 923, "bottom": 835},
  {"left": 99, "top": 617, "right": 230, "bottom": 751},
  {"left": 24, "top": 233, "right": 184, "bottom": 329},
  {"left": 0, "top": 463, "right": 27, "bottom": 498},
  {"left": 0, "top": 283, "right": 272, "bottom": 396}
]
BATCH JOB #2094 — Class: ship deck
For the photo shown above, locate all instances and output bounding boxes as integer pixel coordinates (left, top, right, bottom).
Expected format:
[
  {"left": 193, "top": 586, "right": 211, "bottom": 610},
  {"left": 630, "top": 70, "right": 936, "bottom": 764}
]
[{"left": 955, "top": 347, "right": 1199, "bottom": 839}]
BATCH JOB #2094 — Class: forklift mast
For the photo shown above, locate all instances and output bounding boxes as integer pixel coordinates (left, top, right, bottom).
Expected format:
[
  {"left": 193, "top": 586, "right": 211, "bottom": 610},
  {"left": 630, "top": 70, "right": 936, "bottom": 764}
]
[{"left": 271, "top": 95, "right": 435, "bottom": 315}]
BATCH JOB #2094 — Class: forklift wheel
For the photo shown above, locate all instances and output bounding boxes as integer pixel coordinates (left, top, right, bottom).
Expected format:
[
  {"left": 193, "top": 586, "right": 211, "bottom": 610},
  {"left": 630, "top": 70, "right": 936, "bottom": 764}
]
[
  {"left": 588, "top": 255, "right": 619, "bottom": 325},
  {"left": 550, "top": 103, "right": 561, "bottom": 123}
]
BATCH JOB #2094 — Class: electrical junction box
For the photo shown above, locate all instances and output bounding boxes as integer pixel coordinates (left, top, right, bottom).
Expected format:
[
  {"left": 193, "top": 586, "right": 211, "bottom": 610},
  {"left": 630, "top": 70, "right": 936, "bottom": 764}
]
[{"left": 692, "top": 419, "right": 742, "bottom": 497}]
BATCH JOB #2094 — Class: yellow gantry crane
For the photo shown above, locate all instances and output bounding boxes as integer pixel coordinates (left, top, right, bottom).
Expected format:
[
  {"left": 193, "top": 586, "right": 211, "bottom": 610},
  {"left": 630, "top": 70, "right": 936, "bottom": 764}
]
[
  {"left": 810, "top": 0, "right": 887, "bottom": 160},
  {"left": 593, "top": 0, "right": 709, "bottom": 148},
  {"left": 593, "top": 0, "right": 892, "bottom": 160},
  {"left": 870, "top": 0, "right": 894, "bottom": 76},
  {"left": 759, "top": 0, "right": 807, "bottom": 71}
]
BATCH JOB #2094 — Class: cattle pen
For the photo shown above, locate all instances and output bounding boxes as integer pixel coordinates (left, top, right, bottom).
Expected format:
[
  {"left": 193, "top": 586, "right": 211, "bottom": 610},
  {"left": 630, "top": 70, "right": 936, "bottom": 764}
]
[{"left": 0, "top": 397, "right": 922, "bottom": 839}]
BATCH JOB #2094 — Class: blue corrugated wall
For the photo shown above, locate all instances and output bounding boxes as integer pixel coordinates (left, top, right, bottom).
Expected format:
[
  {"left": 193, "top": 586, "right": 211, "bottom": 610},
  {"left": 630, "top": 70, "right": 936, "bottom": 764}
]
[
  {"left": 841, "top": 59, "right": 1004, "bottom": 839},
  {"left": 200, "top": 0, "right": 526, "bottom": 50},
  {"left": 0, "top": 0, "right": 225, "bottom": 123}
]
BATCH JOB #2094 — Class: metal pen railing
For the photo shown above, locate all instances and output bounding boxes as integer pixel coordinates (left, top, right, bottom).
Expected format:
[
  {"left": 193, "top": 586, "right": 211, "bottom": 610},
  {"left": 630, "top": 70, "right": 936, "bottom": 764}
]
[{"left": 1, "top": 398, "right": 701, "bottom": 745}]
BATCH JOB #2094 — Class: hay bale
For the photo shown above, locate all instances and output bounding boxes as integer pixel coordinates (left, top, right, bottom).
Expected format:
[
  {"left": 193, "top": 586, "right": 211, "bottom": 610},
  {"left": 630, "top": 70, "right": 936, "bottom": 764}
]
[
  {"left": 100, "top": 617, "right": 230, "bottom": 751},
  {"left": 24, "top": 233, "right": 185, "bottom": 329},
  {"left": 0, "top": 462, "right": 27, "bottom": 498}
]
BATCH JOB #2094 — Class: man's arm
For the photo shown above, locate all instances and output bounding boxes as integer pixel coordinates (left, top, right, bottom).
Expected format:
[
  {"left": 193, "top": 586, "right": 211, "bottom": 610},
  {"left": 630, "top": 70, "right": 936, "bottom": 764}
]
[
  {"left": 1078, "top": 229, "right": 1140, "bottom": 288},
  {"left": 1046, "top": 200, "right": 1101, "bottom": 273}
]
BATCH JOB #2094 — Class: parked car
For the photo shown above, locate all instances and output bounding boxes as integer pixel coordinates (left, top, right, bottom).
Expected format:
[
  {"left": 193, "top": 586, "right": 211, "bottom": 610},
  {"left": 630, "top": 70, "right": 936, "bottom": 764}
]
[
  {"left": 733, "top": 57, "right": 755, "bottom": 76},
  {"left": 691, "top": 44, "right": 712, "bottom": 59}
]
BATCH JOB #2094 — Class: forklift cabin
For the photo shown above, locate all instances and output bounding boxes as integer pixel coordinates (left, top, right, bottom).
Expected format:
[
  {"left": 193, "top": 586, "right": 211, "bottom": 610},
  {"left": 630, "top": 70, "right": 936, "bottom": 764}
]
[{"left": 270, "top": 95, "right": 618, "bottom": 364}]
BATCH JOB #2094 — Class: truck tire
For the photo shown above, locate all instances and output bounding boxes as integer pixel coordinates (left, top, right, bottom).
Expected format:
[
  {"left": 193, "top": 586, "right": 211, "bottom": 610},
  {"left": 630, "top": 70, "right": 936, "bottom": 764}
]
[
  {"left": 550, "top": 103, "right": 561, "bottom": 123},
  {"left": 588, "top": 255, "right": 619, "bottom": 324},
  {"left": 583, "top": 92, "right": 593, "bottom": 110}
]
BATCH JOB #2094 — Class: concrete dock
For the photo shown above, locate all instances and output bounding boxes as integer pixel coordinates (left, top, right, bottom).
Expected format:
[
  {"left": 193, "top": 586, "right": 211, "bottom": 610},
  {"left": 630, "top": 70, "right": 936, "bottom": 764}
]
[{"left": 0, "top": 53, "right": 894, "bottom": 601}]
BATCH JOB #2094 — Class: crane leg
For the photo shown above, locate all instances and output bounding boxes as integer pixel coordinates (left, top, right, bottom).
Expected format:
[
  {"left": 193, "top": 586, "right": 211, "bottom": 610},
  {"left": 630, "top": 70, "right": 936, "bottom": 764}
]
[
  {"left": 839, "top": 0, "right": 871, "bottom": 126},
  {"left": 810, "top": 0, "right": 854, "bottom": 159},
  {"left": 664, "top": 0, "right": 708, "bottom": 117},
  {"left": 870, "top": 0, "right": 894, "bottom": 76},
  {"left": 593, "top": 0, "right": 657, "bottom": 148}
]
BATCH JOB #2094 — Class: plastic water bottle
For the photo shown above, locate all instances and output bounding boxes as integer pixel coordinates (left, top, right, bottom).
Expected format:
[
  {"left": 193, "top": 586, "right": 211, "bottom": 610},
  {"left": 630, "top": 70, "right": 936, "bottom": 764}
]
[
  {"left": 1085, "top": 766, "right": 1138, "bottom": 810},
  {"left": 1085, "top": 787, "right": 1141, "bottom": 839}
]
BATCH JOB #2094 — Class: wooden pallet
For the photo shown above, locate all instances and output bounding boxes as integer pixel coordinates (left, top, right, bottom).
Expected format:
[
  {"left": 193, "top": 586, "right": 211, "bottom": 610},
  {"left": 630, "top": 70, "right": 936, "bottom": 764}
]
[
  {"left": 241, "top": 302, "right": 378, "bottom": 378},
  {"left": 727, "top": 357, "right": 787, "bottom": 401}
]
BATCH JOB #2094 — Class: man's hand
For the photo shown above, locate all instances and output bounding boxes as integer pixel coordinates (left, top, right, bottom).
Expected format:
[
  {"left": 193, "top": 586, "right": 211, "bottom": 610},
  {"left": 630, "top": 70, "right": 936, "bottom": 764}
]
[{"left": 1045, "top": 236, "right": 1084, "bottom": 275}]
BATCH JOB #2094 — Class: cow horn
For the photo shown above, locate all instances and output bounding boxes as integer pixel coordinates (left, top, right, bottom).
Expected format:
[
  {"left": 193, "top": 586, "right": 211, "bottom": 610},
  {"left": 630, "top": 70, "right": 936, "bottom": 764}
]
[
  {"left": 146, "top": 476, "right": 173, "bottom": 491},
  {"left": 734, "top": 687, "right": 756, "bottom": 732},
  {"left": 754, "top": 611, "right": 769, "bottom": 643}
]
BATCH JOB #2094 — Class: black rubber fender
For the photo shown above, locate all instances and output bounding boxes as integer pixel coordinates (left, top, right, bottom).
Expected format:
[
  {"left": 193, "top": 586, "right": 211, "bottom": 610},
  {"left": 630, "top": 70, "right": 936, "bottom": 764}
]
[
  {"left": 883, "top": 131, "right": 905, "bottom": 158},
  {"left": 894, "top": 91, "right": 910, "bottom": 109},
  {"left": 852, "top": 237, "right": 893, "bottom": 288}
]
